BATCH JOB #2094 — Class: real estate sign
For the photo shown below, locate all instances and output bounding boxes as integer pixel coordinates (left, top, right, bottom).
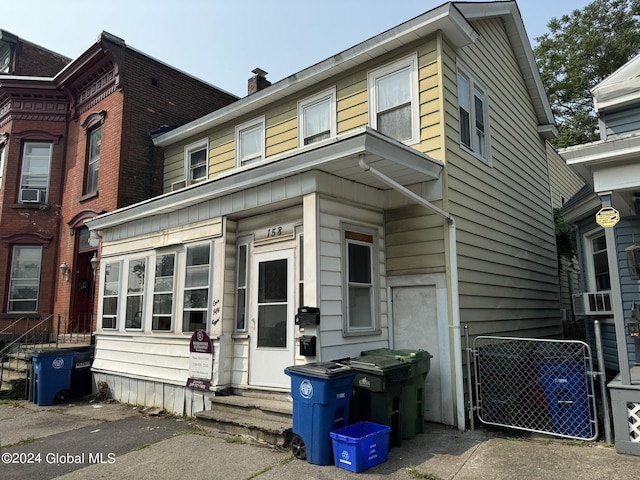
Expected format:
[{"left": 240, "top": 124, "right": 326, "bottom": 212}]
[{"left": 186, "top": 329, "right": 213, "bottom": 390}]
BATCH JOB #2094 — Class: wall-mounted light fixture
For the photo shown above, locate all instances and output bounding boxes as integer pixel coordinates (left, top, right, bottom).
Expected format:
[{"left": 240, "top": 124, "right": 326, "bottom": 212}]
[
  {"left": 90, "top": 253, "right": 99, "bottom": 274},
  {"left": 60, "top": 261, "right": 69, "bottom": 282}
]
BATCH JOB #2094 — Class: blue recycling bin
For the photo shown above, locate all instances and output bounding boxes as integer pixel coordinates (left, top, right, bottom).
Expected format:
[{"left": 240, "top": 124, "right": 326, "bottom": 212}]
[
  {"left": 32, "top": 349, "right": 76, "bottom": 406},
  {"left": 537, "top": 360, "right": 594, "bottom": 438},
  {"left": 285, "top": 362, "right": 355, "bottom": 465}
]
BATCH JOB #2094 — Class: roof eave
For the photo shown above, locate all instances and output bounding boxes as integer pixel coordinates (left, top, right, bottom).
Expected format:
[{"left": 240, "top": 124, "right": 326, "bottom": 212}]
[{"left": 153, "top": 3, "right": 478, "bottom": 147}]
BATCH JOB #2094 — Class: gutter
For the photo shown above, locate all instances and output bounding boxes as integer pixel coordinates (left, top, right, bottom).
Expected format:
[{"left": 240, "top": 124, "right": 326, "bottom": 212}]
[{"left": 358, "top": 156, "right": 466, "bottom": 431}]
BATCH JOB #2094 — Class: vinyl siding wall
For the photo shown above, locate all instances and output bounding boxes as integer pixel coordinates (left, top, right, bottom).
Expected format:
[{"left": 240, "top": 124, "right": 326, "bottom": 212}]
[
  {"left": 442, "top": 18, "right": 561, "bottom": 337},
  {"left": 547, "top": 143, "right": 585, "bottom": 210},
  {"left": 162, "top": 37, "right": 442, "bottom": 193}
]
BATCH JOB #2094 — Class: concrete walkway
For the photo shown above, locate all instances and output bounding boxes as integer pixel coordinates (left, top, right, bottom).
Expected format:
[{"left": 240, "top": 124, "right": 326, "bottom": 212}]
[{"left": 1, "top": 400, "right": 639, "bottom": 479}]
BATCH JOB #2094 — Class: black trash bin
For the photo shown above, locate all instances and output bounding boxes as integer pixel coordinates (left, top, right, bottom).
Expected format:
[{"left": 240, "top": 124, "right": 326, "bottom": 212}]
[
  {"left": 362, "top": 348, "right": 432, "bottom": 439},
  {"left": 70, "top": 346, "right": 95, "bottom": 398},
  {"left": 349, "top": 355, "right": 410, "bottom": 448}
]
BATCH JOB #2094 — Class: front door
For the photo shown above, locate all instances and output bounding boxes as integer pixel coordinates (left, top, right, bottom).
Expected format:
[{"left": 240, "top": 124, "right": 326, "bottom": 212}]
[{"left": 249, "top": 249, "right": 295, "bottom": 388}]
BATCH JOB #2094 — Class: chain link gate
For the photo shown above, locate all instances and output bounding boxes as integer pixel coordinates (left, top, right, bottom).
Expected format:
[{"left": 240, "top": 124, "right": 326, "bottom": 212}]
[{"left": 472, "top": 336, "right": 598, "bottom": 440}]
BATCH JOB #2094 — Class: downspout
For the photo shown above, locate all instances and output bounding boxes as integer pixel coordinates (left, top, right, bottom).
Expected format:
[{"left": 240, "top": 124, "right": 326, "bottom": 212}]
[{"left": 358, "top": 156, "right": 466, "bottom": 431}]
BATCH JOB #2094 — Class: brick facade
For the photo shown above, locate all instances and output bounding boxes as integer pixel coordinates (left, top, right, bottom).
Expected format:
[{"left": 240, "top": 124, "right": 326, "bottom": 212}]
[{"left": 0, "top": 32, "right": 237, "bottom": 331}]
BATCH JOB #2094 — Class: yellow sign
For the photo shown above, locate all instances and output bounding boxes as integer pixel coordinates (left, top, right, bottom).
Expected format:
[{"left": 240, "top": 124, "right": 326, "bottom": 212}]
[{"left": 596, "top": 207, "right": 620, "bottom": 228}]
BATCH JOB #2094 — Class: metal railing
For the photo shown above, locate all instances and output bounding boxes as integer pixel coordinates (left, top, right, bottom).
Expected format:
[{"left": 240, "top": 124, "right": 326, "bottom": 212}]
[
  {"left": 471, "top": 335, "right": 599, "bottom": 441},
  {"left": 0, "top": 314, "right": 92, "bottom": 399}
]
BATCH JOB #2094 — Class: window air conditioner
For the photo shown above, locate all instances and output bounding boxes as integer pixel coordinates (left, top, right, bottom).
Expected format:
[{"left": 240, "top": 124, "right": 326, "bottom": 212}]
[
  {"left": 20, "top": 188, "right": 44, "bottom": 203},
  {"left": 171, "top": 180, "right": 186, "bottom": 191},
  {"left": 571, "top": 291, "right": 613, "bottom": 316}
]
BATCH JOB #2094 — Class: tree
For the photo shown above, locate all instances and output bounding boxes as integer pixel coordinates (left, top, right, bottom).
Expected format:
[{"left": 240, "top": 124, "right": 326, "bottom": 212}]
[{"left": 534, "top": 0, "right": 640, "bottom": 148}]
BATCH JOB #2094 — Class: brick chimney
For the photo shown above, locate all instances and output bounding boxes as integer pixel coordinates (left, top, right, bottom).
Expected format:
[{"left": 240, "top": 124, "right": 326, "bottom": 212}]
[{"left": 248, "top": 68, "right": 271, "bottom": 95}]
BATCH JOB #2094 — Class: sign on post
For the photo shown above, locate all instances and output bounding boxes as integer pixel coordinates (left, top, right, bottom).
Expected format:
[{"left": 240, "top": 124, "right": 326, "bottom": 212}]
[
  {"left": 595, "top": 207, "right": 620, "bottom": 228},
  {"left": 186, "top": 329, "right": 213, "bottom": 390}
]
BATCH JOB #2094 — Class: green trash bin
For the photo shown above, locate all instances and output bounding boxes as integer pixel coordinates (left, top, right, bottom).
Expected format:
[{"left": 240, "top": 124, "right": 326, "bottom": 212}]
[
  {"left": 362, "top": 348, "right": 432, "bottom": 439},
  {"left": 349, "top": 355, "right": 410, "bottom": 448}
]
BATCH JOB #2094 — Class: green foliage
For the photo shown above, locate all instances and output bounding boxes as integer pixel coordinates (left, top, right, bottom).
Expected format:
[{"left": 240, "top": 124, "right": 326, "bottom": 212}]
[
  {"left": 554, "top": 209, "right": 577, "bottom": 261},
  {"left": 534, "top": 0, "right": 640, "bottom": 148}
]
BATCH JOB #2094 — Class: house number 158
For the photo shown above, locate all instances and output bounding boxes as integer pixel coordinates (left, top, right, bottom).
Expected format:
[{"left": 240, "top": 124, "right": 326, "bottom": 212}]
[{"left": 267, "top": 226, "right": 283, "bottom": 238}]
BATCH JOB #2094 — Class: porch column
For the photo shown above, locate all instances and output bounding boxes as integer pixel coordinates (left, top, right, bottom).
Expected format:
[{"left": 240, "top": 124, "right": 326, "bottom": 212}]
[{"left": 600, "top": 192, "right": 631, "bottom": 384}]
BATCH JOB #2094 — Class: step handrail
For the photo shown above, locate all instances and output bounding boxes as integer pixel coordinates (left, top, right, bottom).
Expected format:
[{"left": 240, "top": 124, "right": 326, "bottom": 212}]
[
  {"left": 0, "top": 316, "right": 28, "bottom": 335},
  {"left": 0, "top": 314, "right": 56, "bottom": 359}
]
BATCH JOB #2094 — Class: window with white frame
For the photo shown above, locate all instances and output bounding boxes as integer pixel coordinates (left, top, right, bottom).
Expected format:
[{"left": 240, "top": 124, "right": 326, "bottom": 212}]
[
  {"left": 235, "top": 243, "right": 249, "bottom": 332},
  {"left": 236, "top": 117, "right": 265, "bottom": 167},
  {"left": 368, "top": 55, "right": 419, "bottom": 144},
  {"left": 102, "top": 262, "right": 120, "bottom": 329},
  {"left": 185, "top": 139, "right": 208, "bottom": 184},
  {"left": 183, "top": 243, "right": 212, "bottom": 332},
  {"left": 85, "top": 126, "right": 102, "bottom": 194},
  {"left": 457, "top": 66, "right": 490, "bottom": 163},
  {"left": 343, "top": 227, "right": 379, "bottom": 334},
  {"left": 20, "top": 142, "right": 52, "bottom": 203},
  {"left": 8, "top": 246, "right": 42, "bottom": 312},
  {"left": 585, "top": 230, "right": 611, "bottom": 292},
  {"left": 125, "top": 258, "right": 146, "bottom": 329},
  {"left": 298, "top": 89, "right": 336, "bottom": 146},
  {"left": 152, "top": 253, "right": 175, "bottom": 331}
]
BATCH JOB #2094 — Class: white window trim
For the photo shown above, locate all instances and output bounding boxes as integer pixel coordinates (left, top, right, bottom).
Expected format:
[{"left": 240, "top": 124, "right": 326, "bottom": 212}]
[
  {"left": 124, "top": 257, "right": 147, "bottom": 331},
  {"left": 151, "top": 251, "right": 177, "bottom": 332},
  {"left": 182, "top": 241, "right": 214, "bottom": 333},
  {"left": 20, "top": 142, "right": 52, "bottom": 203},
  {"left": 100, "top": 261, "right": 121, "bottom": 330},
  {"left": 184, "top": 138, "right": 209, "bottom": 184},
  {"left": 583, "top": 228, "right": 608, "bottom": 292},
  {"left": 8, "top": 245, "right": 42, "bottom": 313},
  {"left": 297, "top": 88, "right": 337, "bottom": 148},
  {"left": 341, "top": 223, "right": 380, "bottom": 336},
  {"left": 234, "top": 239, "right": 250, "bottom": 333},
  {"left": 0, "top": 145, "right": 5, "bottom": 190},
  {"left": 368, "top": 54, "right": 420, "bottom": 146},
  {"left": 235, "top": 116, "right": 265, "bottom": 167},
  {"left": 456, "top": 63, "right": 491, "bottom": 165}
]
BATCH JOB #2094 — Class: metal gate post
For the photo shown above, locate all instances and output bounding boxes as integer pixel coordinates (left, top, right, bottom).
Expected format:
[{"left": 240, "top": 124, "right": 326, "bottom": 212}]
[
  {"left": 464, "top": 325, "right": 474, "bottom": 431},
  {"left": 594, "top": 320, "right": 613, "bottom": 444}
]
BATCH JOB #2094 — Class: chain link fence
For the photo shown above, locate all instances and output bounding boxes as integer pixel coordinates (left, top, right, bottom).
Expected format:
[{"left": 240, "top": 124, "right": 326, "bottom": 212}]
[{"left": 473, "top": 336, "right": 598, "bottom": 440}]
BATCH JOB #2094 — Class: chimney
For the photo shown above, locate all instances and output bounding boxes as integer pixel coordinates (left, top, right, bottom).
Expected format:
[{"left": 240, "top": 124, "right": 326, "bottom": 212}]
[{"left": 248, "top": 68, "right": 271, "bottom": 95}]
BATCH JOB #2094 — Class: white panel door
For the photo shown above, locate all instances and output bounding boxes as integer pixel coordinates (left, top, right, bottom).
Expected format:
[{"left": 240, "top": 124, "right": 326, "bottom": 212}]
[
  {"left": 392, "top": 284, "right": 443, "bottom": 424},
  {"left": 249, "top": 249, "right": 295, "bottom": 388}
]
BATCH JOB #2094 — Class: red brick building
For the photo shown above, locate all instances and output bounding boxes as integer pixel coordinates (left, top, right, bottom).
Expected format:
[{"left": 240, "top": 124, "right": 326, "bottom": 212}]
[{"left": 0, "top": 31, "right": 238, "bottom": 334}]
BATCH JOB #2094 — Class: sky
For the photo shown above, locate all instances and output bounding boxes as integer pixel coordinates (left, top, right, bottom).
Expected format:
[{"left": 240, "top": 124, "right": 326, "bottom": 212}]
[{"left": 3, "top": 0, "right": 593, "bottom": 97}]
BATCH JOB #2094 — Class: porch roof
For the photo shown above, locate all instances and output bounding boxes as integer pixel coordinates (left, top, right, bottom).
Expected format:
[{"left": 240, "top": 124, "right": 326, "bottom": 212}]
[{"left": 87, "top": 127, "right": 444, "bottom": 231}]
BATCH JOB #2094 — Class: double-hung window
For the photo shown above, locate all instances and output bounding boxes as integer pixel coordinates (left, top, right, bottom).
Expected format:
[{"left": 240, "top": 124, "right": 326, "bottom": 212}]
[
  {"left": 368, "top": 55, "right": 419, "bottom": 144},
  {"left": 298, "top": 89, "right": 336, "bottom": 146},
  {"left": 85, "top": 126, "right": 102, "bottom": 194},
  {"left": 102, "top": 262, "right": 120, "bottom": 329},
  {"left": 343, "top": 226, "right": 379, "bottom": 335},
  {"left": 236, "top": 117, "right": 265, "bottom": 167},
  {"left": 20, "top": 142, "right": 52, "bottom": 203},
  {"left": 153, "top": 253, "right": 175, "bottom": 331},
  {"left": 457, "top": 66, "right": 491, "bottom": 163},
  {"left": 185, "top": 139, "right": 208, "bottom": 184},
  {"left": 8, "top": 246, "right": 42, "bottom": 312},
  {"left": 125, "top": 259, "right": 146, "bottom": 329},
  {"left": 586, "top": 231, "right": 611, "bottom": 292},
  {"left": 183, "top": 244, "right": 212, "bottom": 332}
]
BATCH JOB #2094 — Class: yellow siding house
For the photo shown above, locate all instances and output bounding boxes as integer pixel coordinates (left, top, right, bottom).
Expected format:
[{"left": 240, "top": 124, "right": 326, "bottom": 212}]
[{"left": 87, "top": 1, "right": 564, "bottom": 429}]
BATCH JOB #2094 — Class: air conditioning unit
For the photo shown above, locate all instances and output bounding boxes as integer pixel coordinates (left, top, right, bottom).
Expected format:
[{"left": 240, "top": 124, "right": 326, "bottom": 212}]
[
  {"left": 571, "top": 291, "right": 613, "bottom": 316},
  {"left": 20, "top": 188, "right": 44, "bottom": 203},
  {"left": 171, "top": 179, "right": 186, "bottom": 192}
]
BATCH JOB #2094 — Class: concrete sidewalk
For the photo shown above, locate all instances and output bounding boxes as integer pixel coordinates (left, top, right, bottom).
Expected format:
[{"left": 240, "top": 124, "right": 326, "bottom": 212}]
[{"left": 1, "top": 399, "right": 639, "bottom": 479}]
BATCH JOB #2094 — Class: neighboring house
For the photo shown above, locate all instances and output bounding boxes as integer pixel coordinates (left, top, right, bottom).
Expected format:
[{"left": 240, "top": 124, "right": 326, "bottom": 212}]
[
  {"left": 560, "top": 53, "right": 640, "bottom": 455},
  {"left": 87, "top": 1, "right": 565, "bottom": 429},
  {"left": 0, "top": 32, "right": 238, "bottom": 335},
  {"left": 0, "top": 29, "right": 70, "bottom": 76}
]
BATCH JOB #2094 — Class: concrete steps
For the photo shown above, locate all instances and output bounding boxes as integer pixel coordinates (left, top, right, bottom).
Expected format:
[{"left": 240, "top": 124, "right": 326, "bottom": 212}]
[{"left": 196, "top": 392, "right": 293, "bottom": 447}]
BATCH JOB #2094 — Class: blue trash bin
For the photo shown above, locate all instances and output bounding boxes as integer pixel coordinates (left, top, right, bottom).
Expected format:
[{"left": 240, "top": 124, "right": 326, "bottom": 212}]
[
  {"left": 537, "top": 360, "right": 594, "bottom": 438},
  {"left": 285, "top": 362, "right": 355, "bottom": 465},
  {"left": 32, "top": 349, "right": 76, "bottom": 406}
]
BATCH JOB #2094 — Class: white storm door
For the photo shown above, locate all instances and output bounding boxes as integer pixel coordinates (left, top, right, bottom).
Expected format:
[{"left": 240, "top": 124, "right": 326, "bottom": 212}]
[{"left": 249, "top": 249, "right": 295, "bottom": 388}]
